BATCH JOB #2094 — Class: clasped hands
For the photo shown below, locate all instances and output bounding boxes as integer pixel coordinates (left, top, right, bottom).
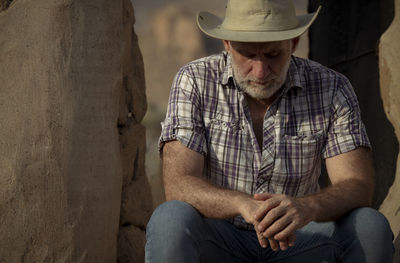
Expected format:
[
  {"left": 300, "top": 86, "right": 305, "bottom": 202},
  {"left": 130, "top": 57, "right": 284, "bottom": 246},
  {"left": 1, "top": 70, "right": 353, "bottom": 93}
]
[{"left": 241, "top": 193, "right": 313, "bottom": 251}]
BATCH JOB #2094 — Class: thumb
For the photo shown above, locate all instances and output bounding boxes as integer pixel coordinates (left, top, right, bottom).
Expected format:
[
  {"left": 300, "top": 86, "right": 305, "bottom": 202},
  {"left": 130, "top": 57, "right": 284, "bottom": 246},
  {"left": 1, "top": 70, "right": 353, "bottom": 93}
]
[{"left": 254, "top": 193, "right": 274, "bottom": 201}]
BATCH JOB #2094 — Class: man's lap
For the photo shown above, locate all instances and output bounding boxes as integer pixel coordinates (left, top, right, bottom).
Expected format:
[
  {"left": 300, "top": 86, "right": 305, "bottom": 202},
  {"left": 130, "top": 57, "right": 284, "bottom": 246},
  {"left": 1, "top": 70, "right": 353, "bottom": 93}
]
[{"left": 145, "top": 200, "right": 394, "bottom": 263}]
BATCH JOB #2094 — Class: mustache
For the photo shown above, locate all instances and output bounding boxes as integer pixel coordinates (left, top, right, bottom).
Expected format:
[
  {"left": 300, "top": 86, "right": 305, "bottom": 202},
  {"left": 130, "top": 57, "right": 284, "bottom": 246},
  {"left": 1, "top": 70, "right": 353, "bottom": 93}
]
[
  {"left": 244, "top": 73, "right": 278, "bottom": 82},
  {"left": 243, "top": 75, "right": 277, "bottom": 85}
]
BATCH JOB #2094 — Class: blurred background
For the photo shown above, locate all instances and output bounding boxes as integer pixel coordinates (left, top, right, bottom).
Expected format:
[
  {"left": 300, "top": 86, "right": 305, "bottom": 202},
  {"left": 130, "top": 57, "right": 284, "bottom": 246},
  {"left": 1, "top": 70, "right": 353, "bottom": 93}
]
[{"left": 132, "top": 0, "right": 309, "bottom": 208}]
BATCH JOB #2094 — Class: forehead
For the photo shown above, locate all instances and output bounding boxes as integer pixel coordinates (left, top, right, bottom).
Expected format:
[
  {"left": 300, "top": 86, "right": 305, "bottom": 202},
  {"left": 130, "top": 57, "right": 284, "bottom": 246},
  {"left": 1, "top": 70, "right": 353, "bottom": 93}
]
[{"left": 230, "top": 40, "right": 289, "bottom": 52}]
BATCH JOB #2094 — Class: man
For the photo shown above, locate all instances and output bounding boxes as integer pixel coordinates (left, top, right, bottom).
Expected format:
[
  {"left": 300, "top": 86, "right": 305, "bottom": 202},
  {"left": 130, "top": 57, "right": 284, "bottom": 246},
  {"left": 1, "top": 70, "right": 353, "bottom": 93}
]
[{"left": 145, "top": 0, "right": 394, "bottom": 262}]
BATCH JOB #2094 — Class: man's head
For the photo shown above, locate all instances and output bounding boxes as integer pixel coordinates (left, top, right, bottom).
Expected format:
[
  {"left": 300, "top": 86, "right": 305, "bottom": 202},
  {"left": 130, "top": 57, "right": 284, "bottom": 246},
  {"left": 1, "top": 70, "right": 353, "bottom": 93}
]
[
  {"left": 197, "top": 0, "right": 320, "bottom": 100},
  {"left": 224, "top": 38, "right": 299, "bottom": 99}
]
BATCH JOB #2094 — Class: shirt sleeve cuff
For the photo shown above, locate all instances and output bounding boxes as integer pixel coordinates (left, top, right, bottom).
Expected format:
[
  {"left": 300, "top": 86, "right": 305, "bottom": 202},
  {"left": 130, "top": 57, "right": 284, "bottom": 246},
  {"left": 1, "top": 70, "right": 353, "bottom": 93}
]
[{"left": 158, "top": 119, "right": 207, "bottom": 155}]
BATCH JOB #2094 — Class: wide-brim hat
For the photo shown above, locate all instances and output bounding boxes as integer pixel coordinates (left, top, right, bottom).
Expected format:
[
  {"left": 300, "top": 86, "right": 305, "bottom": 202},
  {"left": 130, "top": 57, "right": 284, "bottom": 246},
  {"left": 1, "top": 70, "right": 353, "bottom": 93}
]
[{"left": 197, "top": 0, "right": 321, "bottom": 42}]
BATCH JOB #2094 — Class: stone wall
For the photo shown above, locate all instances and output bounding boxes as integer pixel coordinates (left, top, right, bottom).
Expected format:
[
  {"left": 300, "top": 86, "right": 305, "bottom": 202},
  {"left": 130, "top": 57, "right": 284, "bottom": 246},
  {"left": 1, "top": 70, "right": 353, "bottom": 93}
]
[
  {"left": 379, "top": 0, "right": 400, "bottom": 260},
  {"left": 0, "top": 0, "right": 150, "bottom": 262}
]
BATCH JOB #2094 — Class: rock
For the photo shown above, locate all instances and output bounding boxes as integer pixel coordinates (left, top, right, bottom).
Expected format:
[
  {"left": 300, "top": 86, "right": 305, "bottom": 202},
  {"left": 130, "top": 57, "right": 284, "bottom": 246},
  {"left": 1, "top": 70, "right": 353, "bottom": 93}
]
[
  {"left": 309, "top": 0, "right": 399, "bottom": 259},
  {"left": 117, "top": 225, "right": 146, "bottom": 263},
  {"left": 308, "top": 0, "right": 398, "bottom": 208},
  {"left": 0, "top": 0, "right": 150, "bottom": 261},
  {"left": 379, "top": 0, "right": 400, "bottom": 260},
  {"left": 118, "top": 123, "right": 152, "bottom": 228},
  {"left": 117, "top": 0, "right": 152, "bottom": 261}
]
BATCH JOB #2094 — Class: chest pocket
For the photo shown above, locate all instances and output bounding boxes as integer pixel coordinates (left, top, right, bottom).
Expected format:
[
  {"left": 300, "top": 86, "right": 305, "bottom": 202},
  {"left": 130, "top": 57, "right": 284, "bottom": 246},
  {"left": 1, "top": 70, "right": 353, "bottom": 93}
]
[
  {"left": 272, "top": 131, "right": 324, "bottom": 195},
  {"left": 205, "top": 119, "right": 247, "bottom": 159},
  {"left": 203, "top": 118, "right": 254, "bottom": 187}
]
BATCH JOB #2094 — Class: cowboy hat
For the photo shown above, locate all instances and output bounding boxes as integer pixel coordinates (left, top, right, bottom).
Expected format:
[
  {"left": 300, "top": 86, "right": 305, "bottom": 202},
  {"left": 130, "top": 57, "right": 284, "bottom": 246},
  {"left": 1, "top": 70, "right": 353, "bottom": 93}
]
[{"left": 197, "top": 0, "right": 321, "bottom": 42}]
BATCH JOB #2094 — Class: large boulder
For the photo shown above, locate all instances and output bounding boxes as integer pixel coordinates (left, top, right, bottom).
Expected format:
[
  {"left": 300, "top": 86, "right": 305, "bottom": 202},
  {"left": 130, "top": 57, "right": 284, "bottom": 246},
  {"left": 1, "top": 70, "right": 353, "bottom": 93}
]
[
  {"left": 308, "top": 0, "right": 399, "bottom": 259},
  {"left": 308, "top": 0, "right": 397, "bottom": 207},
  {"left": 379, "top": 0, "right": 400, "bottom": 260},
  {"left": 0, "top": 0, "right": 150, "bottom": 261}
]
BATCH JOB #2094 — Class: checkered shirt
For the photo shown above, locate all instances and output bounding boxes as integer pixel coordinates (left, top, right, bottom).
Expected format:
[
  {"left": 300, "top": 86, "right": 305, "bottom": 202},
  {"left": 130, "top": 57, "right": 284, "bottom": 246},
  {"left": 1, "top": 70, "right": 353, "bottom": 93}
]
[{"left": 159, "top": 51, "right": 371, "bottom": 229}]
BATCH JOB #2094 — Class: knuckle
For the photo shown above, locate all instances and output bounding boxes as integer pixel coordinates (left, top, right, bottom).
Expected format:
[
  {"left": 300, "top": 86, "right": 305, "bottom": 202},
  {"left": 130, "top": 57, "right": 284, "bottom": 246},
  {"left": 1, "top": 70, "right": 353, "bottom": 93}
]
[{"left": 269, "top": 209, "right": 278, "bottom": 218}]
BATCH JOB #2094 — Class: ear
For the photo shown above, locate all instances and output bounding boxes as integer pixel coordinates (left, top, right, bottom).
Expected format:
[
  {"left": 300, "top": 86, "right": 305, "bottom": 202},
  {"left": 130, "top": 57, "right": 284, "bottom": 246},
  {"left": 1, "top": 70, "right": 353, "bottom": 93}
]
[
  {"left": 223, "top": 40, "right": 231, "bottom": 52},
  {"left": 290, "top": 37, "right": 300, "bottom": 54}
]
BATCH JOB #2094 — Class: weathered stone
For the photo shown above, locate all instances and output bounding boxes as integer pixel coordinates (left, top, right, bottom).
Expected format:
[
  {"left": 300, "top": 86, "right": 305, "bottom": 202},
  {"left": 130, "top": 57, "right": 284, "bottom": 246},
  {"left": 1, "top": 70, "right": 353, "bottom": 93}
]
[
  {"left": 119, "top": 123, "right": 152, "bottom": 228},
  {"left": 308, "top": 0, "right": 397, "bottom": 208},
  {"left": 0, "top": 0, "right": 12, "bottom": 12},
  {"left": 121, "top": 0, "right": 147, "bottom": 124},
  {"left": 379, "top": 0, "right": 400, "bottom": 260},
  {"left": 309, "top": 0, "right": 399, "bottom": 259},
  {"left": 117, "top": 0, "right": 152, "bottom": 261},
  {"left": 0, "top": 0, "right": 150, "bottom": 261},
  {"left": 117, "top": 225, "right": 146, "bottom": 263}
]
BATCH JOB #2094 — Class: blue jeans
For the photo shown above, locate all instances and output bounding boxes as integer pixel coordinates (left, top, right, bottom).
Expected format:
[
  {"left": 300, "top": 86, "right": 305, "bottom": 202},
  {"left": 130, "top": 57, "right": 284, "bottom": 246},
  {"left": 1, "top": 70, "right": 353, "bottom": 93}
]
[{"left": 145, "top": 200, "right": 394, "bottom": 263}]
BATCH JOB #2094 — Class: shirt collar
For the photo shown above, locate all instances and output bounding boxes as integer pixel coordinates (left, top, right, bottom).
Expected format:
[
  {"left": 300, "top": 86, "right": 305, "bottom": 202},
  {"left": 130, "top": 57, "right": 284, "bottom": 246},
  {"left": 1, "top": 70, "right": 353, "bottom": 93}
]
[
  {"left": 220, "top": 51, "right": 233, "bottom": 86},
  {"left": 220, "top": 52, "right": 305, "bottom": 91},
  {"left": 284, "top": 56, "right": 305, "bottom": 91}
]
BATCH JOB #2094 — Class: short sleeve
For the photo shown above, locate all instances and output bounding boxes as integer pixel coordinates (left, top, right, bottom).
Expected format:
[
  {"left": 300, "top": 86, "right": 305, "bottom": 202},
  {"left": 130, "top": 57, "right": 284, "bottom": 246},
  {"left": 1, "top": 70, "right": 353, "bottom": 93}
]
[
  {"left": 158, "top": 66, "right": 207, "bottom": 155},
  {"left": 323, "top": 76, "right": 371, "bottom": 158}
]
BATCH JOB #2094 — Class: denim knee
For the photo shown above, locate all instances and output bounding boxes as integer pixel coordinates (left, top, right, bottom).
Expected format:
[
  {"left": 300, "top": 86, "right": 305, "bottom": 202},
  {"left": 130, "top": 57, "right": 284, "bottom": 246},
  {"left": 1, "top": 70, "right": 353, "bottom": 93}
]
[
  {"left": 339, "top": 207, "right": 394, "bottom": 252},
  {"left": 146, "top": 200, "right": 202, "bottom": 238},
  {"left": 146, "top": 201, "right": 204, "bottom": 263},
  {"left": 350, "top": 208, "right": 392, "bottom": 240}
]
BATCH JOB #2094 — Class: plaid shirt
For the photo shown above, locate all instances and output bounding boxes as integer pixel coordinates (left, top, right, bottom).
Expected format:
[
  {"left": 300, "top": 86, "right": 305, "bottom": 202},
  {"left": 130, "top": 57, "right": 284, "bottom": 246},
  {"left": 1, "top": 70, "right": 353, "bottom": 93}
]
[{"left": 159, "top": 51, "right": 371, "bottom": 229}]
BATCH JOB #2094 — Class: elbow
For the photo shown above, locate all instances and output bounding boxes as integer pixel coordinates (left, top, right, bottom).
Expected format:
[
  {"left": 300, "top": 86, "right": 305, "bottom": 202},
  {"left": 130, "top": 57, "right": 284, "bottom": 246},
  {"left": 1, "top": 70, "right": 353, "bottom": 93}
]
[
  {"left": 164, "top": 191, "right": 175, "bottom": 201},
  {"left": 163, "top": 184, "right": 180, "bottom": 202},
  {"left": 362, "top": 181, "right": 375, "bottom": 208}
]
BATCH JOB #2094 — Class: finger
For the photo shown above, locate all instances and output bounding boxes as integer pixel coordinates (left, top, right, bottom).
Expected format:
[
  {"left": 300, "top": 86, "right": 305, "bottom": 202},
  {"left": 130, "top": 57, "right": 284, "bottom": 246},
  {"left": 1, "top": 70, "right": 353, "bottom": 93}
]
[
  {"left": 279, "top": 239, "right": 289, "bottom": 251},
  {"left": 253, "top": 193, "right": 274, "bottom": 201},
  {"left": 273, "top": 222, "right": 298, "bottom": 241},
  {"left": 254, "top": 198, "right": 281, "bottom": 222},
  {"left": 256, "top": 229, "right": 268, "bottom": 248},
  {"left": 257, "top": 206, "right": 285, "bottom": 233},
  {"left": 288, "top": 234, "right": 296, "bottom": 247},
  {"left": 263, "top": 215, "right": 292, "bottom": 239},
  {"left": 268, "top": 238, "right": 279, "bottom": 251}
]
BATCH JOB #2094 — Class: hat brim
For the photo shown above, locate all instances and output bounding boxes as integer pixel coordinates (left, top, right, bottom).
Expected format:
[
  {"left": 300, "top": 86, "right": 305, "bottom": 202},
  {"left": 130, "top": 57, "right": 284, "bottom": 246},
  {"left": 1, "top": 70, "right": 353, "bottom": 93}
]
[{"left": 197, "top": 6, "right": 321, "bottom": 42}]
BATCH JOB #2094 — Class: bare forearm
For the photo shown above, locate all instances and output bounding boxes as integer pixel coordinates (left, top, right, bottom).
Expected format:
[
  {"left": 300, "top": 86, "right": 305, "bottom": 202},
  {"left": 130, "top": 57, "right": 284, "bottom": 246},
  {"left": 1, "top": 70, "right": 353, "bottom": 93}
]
[
  {"left": 164, "top": 173, "right": 249, "bottom": 219},
  {"left": 301, "top": 178, "right": 374, "bottom": 222},
  {"left": 162, "top": 140, "right": 251, "bottom": 219}
]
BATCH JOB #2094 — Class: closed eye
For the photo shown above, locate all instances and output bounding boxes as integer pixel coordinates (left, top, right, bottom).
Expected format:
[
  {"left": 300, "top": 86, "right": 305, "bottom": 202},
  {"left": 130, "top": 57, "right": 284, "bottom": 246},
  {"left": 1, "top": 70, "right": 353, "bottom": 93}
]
[
  {"left": 265, "top": 50, "right": 280, "bottom": 58},
  {"left": 239, "top": 51, "right": 256, "bottom": 59}
]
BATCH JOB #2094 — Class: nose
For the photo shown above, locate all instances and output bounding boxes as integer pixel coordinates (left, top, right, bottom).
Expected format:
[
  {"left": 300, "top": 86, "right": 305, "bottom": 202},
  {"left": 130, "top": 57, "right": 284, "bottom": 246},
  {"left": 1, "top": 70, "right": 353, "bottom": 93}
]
[{"left": 251, "top": 58, "right": 270, "bottom": 80}]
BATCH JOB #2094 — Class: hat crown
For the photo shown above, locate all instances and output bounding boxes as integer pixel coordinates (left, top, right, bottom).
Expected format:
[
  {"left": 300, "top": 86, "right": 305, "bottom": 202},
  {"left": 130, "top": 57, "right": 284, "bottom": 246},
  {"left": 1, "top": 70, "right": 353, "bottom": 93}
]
[{"left": 221, "top": 0, "right": 299, "bottom": 32}]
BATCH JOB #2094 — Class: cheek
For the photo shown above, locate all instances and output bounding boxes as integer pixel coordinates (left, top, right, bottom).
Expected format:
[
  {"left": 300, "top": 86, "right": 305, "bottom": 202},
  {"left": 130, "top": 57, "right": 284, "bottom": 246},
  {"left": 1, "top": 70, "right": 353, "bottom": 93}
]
[
  {"left": 241, "top": 64, "right": 253, "bottom": 76},
  {"left": 271, "top": 58, "right": 289, "bottom": 75},
  {"left": 233, "top": 58, "right": 252, "bottom": 76}
]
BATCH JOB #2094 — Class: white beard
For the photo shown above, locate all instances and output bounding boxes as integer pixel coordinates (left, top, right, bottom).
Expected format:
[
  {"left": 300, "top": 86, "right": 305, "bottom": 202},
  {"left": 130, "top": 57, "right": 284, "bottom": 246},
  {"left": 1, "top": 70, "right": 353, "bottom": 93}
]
[{"left": 231, "top": 57, "right": 291, "bottom": 100}]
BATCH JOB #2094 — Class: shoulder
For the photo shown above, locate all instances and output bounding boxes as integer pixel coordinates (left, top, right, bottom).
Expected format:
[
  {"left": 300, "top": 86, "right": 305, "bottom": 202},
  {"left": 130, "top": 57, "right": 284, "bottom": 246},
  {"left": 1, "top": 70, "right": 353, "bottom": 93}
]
[
  {"left": 290, "top": 56, "right": 351, "bottom": 89},
  {"left": 177, "top": 52, "right": 228, "bottom": 80},
  {"left": 173, "top": 52, "right": 230, "bottom": 93}
]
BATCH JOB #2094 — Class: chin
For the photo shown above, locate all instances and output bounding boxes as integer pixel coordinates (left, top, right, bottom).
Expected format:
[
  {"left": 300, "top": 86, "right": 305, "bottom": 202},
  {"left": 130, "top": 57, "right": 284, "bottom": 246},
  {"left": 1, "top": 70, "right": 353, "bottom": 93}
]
[{"left": 245, "top": 85, "right": 280, "bottom": 100}]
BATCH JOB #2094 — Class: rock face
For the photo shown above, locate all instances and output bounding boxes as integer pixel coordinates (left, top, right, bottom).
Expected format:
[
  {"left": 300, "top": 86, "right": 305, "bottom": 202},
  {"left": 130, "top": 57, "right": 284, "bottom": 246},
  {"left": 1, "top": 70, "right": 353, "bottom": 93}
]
[
  {"left": 0, "top": 0, "right": 150, "bottom": 262},
  {"left": 379, "top": 0, "right": 400, "bottom": 260},
  {"left": 308, "top": 0, "right": 397, "bottom": 208},
  {"left": 0, "top": 0, "right": 12, "bottom": 11},
  {"left": 309, "top": 0, "right": 399, "bottom": 259}
]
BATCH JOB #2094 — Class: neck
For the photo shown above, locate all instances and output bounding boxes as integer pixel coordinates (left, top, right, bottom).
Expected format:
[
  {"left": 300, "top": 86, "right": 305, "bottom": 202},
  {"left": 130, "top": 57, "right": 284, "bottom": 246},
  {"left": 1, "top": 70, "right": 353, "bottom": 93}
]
[{"left": 245, "top": 88, "right": 281, "bottom": 109}]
